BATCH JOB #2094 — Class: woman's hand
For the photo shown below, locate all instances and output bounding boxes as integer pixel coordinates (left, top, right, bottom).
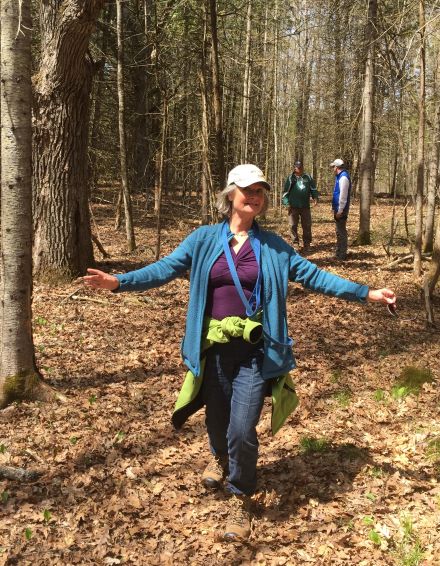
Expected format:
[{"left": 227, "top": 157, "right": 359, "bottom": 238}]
[
  {"left": 367, "top": 288, "right": 396, "bottom": 305},
  {"left": 83, "top": 268, "right": 119, "bottom": 291}
]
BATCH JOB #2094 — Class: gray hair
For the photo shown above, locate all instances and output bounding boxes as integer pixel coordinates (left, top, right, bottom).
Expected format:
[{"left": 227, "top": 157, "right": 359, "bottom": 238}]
[{"left": 215, "top": 184, "right": 269, "bottom": 218}]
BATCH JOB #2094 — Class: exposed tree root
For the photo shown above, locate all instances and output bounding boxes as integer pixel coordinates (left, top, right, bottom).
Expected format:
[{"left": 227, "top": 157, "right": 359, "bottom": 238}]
[{"left": 0, "top": 372, "right": 67, "bottom": 409}]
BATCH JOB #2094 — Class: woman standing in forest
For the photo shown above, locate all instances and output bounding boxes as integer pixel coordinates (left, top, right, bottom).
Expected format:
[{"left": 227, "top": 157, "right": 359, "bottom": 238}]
[{"left": 84, "top": 164, "right": 396, "bottom": 541}]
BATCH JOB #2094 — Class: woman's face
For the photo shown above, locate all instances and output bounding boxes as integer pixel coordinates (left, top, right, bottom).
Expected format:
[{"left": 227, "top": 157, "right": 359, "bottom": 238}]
[{"left": 229, "top": 183, "right": 267, "bottom": 218}]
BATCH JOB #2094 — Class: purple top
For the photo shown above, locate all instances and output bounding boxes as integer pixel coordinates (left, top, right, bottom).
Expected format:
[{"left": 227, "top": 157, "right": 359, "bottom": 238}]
[{"left": 205, "top": 238, "right": 259, "bottom": 320}]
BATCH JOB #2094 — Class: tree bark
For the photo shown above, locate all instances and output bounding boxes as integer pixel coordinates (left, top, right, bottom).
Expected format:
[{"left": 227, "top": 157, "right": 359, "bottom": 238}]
[
  {"left": 423, "top": 103, "right": 440, "bottom": 253},
  {"left": 272, "top": 0, "right": 280, "bottom": 201},
  {"left": 0, "top": 0, "right": 56, "bottom": 407},
  {"left": 294, "top": 62, "right": 312, "bottom": 164},
  {"left": 155, "top": 99, "right": 169, "bottom": 260},
  {"left": 357, "top": 0, "right": 377, "bottom": 245},
  {"left": 294, "top": 21, "right": 312, "bottom": 164},
  {"left": 89, "top": 4, "right": 110, "bottom": 194},
  {"left": 33, "top": 0, "right": 105, "bottom": 279},
  {"left": 414, "top": 0, "right": 425, "bottom": 278},
  {"left": 0, "top": 465, "right": 42, "bottom": 481},
  {"left": 425, "top": 211, "right": 440, "bottom": 296},
  {"left": 116, "top": 0, "right": 136, "bottom": 252},
  {"left": 332, "top": 12, "right": 346, "bottom": 157},
  {"left": 199, "top": 18, "right": 213, "bottom": 225},
  {"left": 423, "top": 210, "right": 440, "bottom": 326},
  {"left": 208, "top": 0, "right": 226, "bottom": 188},
  {"left": 240, "top": 0, "right": 252, "bottom": 162}
]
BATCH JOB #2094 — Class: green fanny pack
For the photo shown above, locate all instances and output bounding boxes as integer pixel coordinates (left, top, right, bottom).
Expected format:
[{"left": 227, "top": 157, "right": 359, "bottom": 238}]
[{"left": 172, "top": 315, "right": 299, "bottom": 435}]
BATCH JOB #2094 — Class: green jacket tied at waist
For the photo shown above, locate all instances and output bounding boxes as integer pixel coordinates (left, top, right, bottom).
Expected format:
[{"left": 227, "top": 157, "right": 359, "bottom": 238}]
[{"left": 172, "top": 316, "right": 299, "bottom": 436}]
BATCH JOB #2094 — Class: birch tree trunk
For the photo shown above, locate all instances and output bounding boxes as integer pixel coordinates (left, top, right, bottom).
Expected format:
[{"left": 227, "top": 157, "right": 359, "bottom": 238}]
[
  {"left": 116, "top": 0, "right": 136, "bottom": 252},
  {"left": 357, "top": 0, "right": 377, "bottom": 245},
  {"left": 33, "top": 0, "right": 105, "bottom": 279},
  {"left": 0, "top": 0, "right": 55, "bottom": 407}
]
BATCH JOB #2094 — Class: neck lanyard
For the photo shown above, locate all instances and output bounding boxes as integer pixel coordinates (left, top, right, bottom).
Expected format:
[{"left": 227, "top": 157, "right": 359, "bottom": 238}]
[{"left": 221, "top": 222, "right": 262, "bottom": 317}]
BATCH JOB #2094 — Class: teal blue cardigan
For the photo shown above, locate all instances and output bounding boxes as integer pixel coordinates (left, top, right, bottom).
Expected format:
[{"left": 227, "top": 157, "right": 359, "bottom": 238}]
[{"left": 115, "top": 221, "right": 369, "bottom": 380}]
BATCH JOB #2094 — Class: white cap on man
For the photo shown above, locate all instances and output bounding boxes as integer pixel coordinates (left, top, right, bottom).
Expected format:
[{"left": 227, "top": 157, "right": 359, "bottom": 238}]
[
  {"left": 227, "top": 164, "right": 271, "bottom": 190},
  {"left": 330, "top": 158, "right": 345, "bottom": 168}
]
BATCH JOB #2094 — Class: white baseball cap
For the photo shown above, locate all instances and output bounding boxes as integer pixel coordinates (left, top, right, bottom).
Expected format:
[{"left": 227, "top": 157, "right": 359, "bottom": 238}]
[
  {"left": 227, "top": 164, "right": 271, "bottom": 190},
  {"left": 330, "top": 158, "right": 345, "bottom": 168}
]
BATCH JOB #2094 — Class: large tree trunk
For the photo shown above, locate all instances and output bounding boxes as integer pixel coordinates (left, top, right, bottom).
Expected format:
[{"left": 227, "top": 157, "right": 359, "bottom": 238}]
[
  {"left": 357, "top": 0, "right": 377, "bottom": 245},
  {"left": 414, "top": 0, "right": 425, "bottom": 278},
  {"left": 0, "top": 0, "right": 54, "bottom": 407},
  {"left": 32, "top": 0, "right": 105, "bottom": 280}
]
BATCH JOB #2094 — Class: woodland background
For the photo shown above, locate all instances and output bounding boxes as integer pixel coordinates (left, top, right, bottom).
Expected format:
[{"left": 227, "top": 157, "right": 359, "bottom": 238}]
[{"left": 1, "top": 0, "right": 440, "bottom": 565}]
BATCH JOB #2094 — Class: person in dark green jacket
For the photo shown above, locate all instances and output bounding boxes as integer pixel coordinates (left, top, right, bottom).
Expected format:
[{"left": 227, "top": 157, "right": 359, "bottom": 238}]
[{"left": 282, "top": 161, "right": 318, "bottom": 253}]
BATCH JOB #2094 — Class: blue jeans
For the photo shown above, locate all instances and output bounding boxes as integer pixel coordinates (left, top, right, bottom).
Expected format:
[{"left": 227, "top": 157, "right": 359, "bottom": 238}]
[{"left": 202, "top": 338, "right": 268, "bottom": 496}]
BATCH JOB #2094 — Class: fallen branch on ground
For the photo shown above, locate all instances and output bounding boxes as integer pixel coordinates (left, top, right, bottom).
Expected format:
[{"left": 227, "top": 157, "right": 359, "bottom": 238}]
[
  {"left": 385, "top": 253, "right": 432, "bottom": 268},
  {"left": 70, "top": 294, "right": 110, "bottom": 305},
  {"left": 92, "top": 234, "right": 110, "bottom": 259},
  {"left": 0, "top": 465, "right": 42, "bottom": 481}
]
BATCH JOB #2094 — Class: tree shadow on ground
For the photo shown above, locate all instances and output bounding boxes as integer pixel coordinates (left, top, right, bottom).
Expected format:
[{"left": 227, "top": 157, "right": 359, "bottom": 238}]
[
  {"left": 311, "top": 248, "right": 379, "bottom": 270},
  {"left": 51, "top": 365, "right": 181, "bottom": 390},
  {"left": 93, "top": 258, "right": 156, "bottom": 272},
  {"left": 256, "top": 442, "right": 438, "bottom": 519},
  {"left": 288, "top": 285, "right": 439, "bottom": 370},
  {"left": 257, "top": 443, "right": 371, "bottom": 516}
]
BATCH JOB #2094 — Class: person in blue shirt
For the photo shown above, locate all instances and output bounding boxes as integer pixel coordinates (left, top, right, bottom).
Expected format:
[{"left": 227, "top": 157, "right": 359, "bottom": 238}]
[
  {"left": 84, "top": 164, "right": 396, "bottom": 542},
  {"left": 330, "top": 158, "right": 351, "bottom": 260}
]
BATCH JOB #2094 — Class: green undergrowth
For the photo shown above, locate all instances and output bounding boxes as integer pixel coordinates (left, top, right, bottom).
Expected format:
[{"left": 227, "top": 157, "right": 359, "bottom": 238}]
[{"left": 391, "top": 366, "right": 434, "bottom": 400}]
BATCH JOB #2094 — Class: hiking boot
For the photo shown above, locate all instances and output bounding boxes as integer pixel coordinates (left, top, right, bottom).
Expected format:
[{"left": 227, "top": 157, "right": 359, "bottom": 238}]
[
  {"left": 201, "top": 455, "right": 227, "bottom": 489},
  {"left": 301, "top": 244, "right": 311, "bottom": 255},
  {"left": 224, "top": 495, "right": 252, "bottom": 541}
]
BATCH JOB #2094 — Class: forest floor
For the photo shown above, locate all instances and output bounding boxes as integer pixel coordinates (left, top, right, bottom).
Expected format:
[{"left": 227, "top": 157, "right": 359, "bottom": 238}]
[{"left": 1, "top": 195, "right": 439, "bottom": 566}]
